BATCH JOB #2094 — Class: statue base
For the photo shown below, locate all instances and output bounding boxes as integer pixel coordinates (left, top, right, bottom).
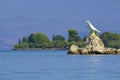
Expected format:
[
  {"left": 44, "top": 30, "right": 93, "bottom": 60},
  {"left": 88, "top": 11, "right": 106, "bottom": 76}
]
[{"left": 68, "top": 35, "right": 120, "bottom": 55}]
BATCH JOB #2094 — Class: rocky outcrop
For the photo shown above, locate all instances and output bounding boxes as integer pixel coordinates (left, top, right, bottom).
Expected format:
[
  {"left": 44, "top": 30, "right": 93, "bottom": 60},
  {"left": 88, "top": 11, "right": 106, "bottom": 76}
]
[
  {"left": 68, "top": 35, "right": 120, "bottom": 55},
  {"left": 68, "top": 45, "right": 80, "bottom": 54},
  {"left": 85, "top": 35, "right": 105, "bottom": 54}
]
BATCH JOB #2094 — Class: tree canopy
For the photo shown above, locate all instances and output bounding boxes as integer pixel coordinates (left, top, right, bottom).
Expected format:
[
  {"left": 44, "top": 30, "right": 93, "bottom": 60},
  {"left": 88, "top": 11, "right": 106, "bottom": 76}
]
[
  {"left": 28, "top": 32, "right": 50, "bottom": 43},
  {"left": 100, "top": 32, "right": 120, "bottom": 48},
  {"left": 53, "top": 35, "right": 65, "bottom": 41},
  {"left": 68, "top": 29, "right": 81, "bottom": 42},
  {"left": 14, "top": 30, "right": 120, "bottom": 49}
]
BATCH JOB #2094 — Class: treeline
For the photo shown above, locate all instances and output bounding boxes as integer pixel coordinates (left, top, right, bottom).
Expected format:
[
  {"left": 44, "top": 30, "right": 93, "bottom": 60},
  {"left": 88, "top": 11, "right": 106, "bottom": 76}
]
[
  {"left": 14, "top": 30, "right": 86, "bottom": 49},
  {"left": 14, "top": 30, "right": 120, "bottom": 49},
  {"left": 100, "top": 32, "right": 120, "bottom": 49}
]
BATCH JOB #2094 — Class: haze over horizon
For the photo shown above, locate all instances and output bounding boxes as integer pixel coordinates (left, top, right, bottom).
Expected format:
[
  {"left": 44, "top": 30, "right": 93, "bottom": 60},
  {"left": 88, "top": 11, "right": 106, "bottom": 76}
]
[{"left": 0, "top": 0, "right": 120, "bottom": 49}]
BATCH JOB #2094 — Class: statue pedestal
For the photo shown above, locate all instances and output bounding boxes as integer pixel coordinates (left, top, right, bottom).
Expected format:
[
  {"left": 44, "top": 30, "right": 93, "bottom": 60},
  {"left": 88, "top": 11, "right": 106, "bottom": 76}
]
[{"left": 68, "top": 35, "right": 120, "bottom": 55}]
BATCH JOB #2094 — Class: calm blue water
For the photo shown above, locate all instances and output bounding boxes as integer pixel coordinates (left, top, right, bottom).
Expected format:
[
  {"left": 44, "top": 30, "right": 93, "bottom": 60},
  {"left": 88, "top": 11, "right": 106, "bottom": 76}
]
[{"left": 0, "top": 50, "right": 120, "bottom": 80}]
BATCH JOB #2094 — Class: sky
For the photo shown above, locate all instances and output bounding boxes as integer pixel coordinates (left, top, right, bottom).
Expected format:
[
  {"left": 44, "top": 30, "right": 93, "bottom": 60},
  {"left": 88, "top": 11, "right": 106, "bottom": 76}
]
[{"left": 0, "top": 0, "right": 120, "bottom": 49}]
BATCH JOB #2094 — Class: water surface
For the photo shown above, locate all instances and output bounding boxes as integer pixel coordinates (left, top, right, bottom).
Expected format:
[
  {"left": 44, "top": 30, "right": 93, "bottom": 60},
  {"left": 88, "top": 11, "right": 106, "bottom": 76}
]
[{"left": 0, "top": 50, "right": 120, "bottom": 80}]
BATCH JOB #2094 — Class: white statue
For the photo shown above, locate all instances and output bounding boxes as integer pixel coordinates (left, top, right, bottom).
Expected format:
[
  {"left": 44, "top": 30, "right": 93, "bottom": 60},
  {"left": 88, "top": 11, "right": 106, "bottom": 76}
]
[{"left": 86, "top": 20, "right": 100, "bottom": 36}]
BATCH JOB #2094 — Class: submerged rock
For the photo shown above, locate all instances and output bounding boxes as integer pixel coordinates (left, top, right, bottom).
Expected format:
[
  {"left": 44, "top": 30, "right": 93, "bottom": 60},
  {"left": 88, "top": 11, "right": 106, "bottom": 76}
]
[{"left": 68, "top": 35, "right": 120, "bottom": 55}]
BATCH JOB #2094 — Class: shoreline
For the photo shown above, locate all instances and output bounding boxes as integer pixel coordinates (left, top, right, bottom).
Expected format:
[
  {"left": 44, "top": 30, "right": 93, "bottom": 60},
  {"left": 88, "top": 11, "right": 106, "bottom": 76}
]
[{"left": 12, "top": 48, "right": 69, "bottom": 50}]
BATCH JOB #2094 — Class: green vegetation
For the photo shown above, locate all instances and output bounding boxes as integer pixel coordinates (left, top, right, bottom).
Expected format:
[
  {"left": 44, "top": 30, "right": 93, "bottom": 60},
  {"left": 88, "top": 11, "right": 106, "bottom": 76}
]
[
  {"left": 100, "top": 32, "right": 120, "bottom": 49},
  {"left": 68, "top": 29, "right": 82, "bottom": 42},
  {"left": 53, "top": 35, "right": 65, "bottom": 41},
  {"left": 14, "top": 30, "right": 120, "bottom": 49}
]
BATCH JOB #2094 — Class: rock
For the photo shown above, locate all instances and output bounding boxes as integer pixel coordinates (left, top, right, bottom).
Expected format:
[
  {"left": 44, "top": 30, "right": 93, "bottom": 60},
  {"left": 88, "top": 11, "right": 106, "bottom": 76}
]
[
  {"left": 81, "top": 48, "right": 88, "bottom": 54},
  {"left": 68, "top": 35, "right": 120, "bottom": 55},
  {"left": 86, "top": 35, "right": 104, "bottom": 48},
  {"left": 117, "top": 49, "right": 120, "bottom": 54},
  {"left": 68, "top": 45, "right": 80, "bottom": 54},
  {"left": 104, "top": 48, "right": 120, "bottom": 54},
  {"left": 86, "top": 35, "right": 105, "bottom": 53},
  {"left": 83, "top": 35, "right": 106, "bottom": 54}
]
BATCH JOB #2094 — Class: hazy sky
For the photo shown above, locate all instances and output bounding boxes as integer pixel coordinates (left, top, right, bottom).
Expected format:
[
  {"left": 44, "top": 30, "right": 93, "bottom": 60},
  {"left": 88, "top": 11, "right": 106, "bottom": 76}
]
[{"left": 0, "top": 0, "right": 120, "bottom": 49}]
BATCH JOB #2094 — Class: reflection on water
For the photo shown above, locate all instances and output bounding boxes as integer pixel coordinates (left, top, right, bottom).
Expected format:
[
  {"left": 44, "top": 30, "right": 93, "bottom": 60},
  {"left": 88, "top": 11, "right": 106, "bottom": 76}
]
[{"left": 0, "top": 50, "right": 120, "bottom": 80}]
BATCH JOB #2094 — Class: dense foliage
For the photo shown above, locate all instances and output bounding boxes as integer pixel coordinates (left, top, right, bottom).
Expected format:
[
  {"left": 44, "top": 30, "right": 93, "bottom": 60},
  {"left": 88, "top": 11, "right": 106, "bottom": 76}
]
[
  {"left": 14, "top": 30, "right": 120, "bottom": 49},
  {"left": 100, "top": 32, "right": 120, "bottom": 49},
  {"left": 15, "top": 32, "right": 53, "bottom": 49},
  {"left": 68, "top": 29, "right": 82, "bottom": 42},
  {"left": 53, "top": 35, "right": 65, "bottom": 41}
]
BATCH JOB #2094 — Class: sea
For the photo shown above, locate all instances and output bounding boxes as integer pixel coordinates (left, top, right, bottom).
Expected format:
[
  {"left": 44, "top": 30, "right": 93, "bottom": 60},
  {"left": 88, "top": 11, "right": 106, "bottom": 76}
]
[{"left": 0, "top": 50, "right": 120, "bottom": 80}]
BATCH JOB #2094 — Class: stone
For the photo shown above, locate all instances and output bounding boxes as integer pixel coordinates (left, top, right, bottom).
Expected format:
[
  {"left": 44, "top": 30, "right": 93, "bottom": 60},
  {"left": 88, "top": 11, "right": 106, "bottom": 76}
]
[
  {"left": 68, "top": 35, "right": 120, "bottom": 55},
  {"left": 68, "top": 21, "right": 120, "bottom": 55},
  {"left": 68, "top": 45, "right": 80, "bottom": 54},
  {"left": 86, "top": 35, "right": 104, "bottom": 48},
  {"left": 116, "top": 49, "right": 120, "bottom": 54},
  {"left": 81, "top": 48, "right": 88, "bottom": 54},
  {"left": 86, "top": 35, "right": 105, "bottom": 53}
]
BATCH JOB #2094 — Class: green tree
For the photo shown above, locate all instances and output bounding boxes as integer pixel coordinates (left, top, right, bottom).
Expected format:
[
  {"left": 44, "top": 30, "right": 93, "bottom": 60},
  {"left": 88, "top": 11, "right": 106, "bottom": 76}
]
[
  {"left": 68, "top": 29, "right": 78, "bottom": 37},
  {"left": 14, "top": 43, "right": 28, "bottom": 49},
  {"left": 53, "top": 40, "right": 65, "bottom": 48},
  {"left": 18, "top": 38, "right": 21, "bottom": 44},
  {"left": 28, "top": 32, "right": 50, "bottom": 44},
  {"left": 41, "top": 42, "right": 54, "bottom": 48},
  {"left": 68, "top": 29, "right": 81, "bottom": 42},
  {"left": 83, "top": 36, "right": 87, "bottom": 42},
  {"left": 100, "top": 32, "right": 112, "bottom": 46},
  {"left": 52, "top": 34, "right": 55, "bottom": 41},
  {"left": 22, "top": 36, "right": 27, "bottom": 43},
  {"left": 35, "top": 32, "right": 50, "bottom": 43},
  {"left": 100, "top": 32, "right": 120, "bottom": 48},
  {"left": 28, "top": 34, "right": 36, "bottom": 43},
  {"left": 53, "top": 35, "right": 65, "bottom": 41},
  {"left": 74, "top": 36, "right": 81, "bottom": 42},
  {"left": 108, "top": 41, "right": 120, "bottom": 49}
]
